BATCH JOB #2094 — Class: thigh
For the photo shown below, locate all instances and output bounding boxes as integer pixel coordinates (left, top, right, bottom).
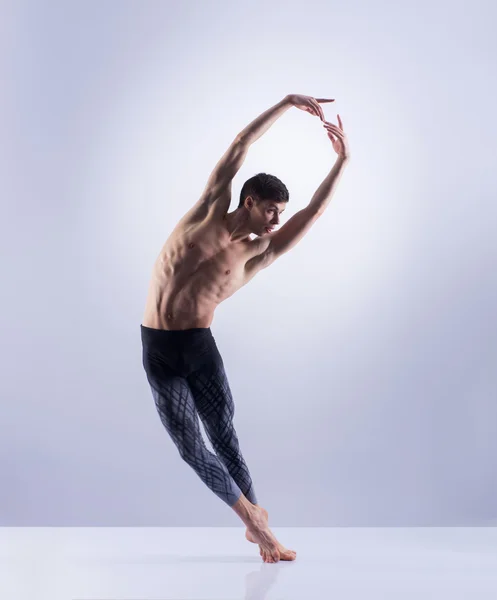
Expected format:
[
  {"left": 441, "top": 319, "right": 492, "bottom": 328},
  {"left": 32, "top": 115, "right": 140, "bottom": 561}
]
[
  {"left": 186, "top": 356, "right": 235, "bottom": 433},
  {"left": 148, "top": 369, "right": 204, "bottom": 461}
]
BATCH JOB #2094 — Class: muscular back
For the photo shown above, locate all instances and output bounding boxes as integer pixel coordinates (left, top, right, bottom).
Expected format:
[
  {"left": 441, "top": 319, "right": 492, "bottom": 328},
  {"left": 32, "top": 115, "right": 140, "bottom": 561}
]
[{"left": 142, "top": 194, "right": 270, "bottom": 330}]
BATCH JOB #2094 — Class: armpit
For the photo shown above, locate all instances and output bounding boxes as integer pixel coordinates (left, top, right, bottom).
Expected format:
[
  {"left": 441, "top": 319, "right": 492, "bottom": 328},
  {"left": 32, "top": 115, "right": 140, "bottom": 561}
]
[{"left": 243, "top": 242, "right": 273, "bottom": 278}]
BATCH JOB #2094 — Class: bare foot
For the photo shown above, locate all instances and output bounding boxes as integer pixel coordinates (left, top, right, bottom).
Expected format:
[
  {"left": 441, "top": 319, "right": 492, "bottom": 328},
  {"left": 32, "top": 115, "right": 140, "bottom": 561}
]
[
  {"left": 246, "top": 521, "right": 280, "bottom": 563},
  {"left": 245, "top": 506, "right": 297, "bottom": 562}
]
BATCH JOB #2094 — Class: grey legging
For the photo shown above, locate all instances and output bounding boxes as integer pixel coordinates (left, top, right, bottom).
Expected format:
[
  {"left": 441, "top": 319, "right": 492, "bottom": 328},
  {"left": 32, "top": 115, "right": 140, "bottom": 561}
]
[{"left": 140, "top": 324, "right": 257, "bottom": 507}]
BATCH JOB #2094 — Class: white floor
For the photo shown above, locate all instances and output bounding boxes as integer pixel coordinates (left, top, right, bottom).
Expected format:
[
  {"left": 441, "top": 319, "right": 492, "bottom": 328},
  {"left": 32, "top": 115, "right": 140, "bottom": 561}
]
[{"left": 2, "top": 527, "right": 497, "bottom": 599}]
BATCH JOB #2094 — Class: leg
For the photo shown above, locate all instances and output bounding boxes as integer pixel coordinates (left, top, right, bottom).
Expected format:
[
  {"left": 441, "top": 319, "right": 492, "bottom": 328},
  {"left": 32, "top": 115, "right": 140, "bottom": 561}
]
[
  {"left": 148, "top": 370, "right": 244, "bottom": 507},
  {"left": 141, "top": 326, "right": 288, "bottom": 563},
  {"left": 186, "top": 347, "right": 297, "bottom": 563},
  {"left": 187, "top": 358, "right": 258, "bottom": 505}
]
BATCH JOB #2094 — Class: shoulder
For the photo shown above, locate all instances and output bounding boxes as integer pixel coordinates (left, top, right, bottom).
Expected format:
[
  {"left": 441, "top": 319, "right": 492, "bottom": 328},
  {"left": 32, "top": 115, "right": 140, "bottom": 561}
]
[
  {"left": 170, "top": 195, "right": 228, "bottom": 240},
  {"left": 175, "top": 183, "right": 232, "bottom": 230}
]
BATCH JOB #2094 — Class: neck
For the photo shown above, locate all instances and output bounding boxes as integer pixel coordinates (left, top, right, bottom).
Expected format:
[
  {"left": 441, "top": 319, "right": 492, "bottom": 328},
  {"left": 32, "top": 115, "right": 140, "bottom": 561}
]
[{"left": 223, "top": 208, "right": 253, "bottom": 242}]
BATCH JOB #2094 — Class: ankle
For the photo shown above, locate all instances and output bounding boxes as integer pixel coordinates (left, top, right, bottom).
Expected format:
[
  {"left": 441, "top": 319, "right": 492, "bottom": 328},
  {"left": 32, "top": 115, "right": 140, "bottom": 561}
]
[{"left": 232, "top": 493, "right": 258, "bottom": 526}]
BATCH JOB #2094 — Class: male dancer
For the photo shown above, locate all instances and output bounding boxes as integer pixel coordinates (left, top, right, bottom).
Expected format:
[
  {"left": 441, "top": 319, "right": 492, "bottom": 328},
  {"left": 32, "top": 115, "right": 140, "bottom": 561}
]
[{"left": 141, "top": 93, "right": 350, "bottom": 563}]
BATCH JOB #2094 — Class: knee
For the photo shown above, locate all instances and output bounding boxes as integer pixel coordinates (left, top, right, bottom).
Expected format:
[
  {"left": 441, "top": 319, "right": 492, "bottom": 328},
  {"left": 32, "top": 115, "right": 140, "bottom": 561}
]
[{"left": 176, "top": 440, "right": 202, "bottom": 464}]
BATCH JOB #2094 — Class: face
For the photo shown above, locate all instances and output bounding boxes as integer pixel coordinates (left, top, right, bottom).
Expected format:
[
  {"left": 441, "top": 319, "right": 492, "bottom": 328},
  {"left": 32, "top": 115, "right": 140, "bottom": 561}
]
[{"left": 245, "top": 197, "right": 286, "bottom": 236}]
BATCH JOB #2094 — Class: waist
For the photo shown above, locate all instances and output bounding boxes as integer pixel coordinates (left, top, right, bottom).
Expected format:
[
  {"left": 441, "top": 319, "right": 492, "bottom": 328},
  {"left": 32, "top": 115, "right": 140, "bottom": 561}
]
[
  {"left": 140, "top": 324, "right": 213, "bottom": 345},
  {"left": 142, "top": 308, "right": 214, "bottom": 331}
]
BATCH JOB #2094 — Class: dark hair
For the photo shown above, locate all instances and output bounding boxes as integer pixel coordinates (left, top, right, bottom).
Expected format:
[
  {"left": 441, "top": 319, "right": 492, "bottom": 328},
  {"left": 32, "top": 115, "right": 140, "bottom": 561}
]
[{"left": 238, "top": 173, "right": 289, "bottom": 208}]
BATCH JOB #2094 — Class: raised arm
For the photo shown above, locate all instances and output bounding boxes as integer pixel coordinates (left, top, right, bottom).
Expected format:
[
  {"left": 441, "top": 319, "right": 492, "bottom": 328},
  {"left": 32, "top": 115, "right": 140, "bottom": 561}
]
[
  {"left": 198, "top": 94, "right": 335, "bottom": 215},
  {"left": 262, "top": 116, "right": 350, "bottom": 266},
  {"left": 198, "top": 96, "right": 292, "bottom": 214}
]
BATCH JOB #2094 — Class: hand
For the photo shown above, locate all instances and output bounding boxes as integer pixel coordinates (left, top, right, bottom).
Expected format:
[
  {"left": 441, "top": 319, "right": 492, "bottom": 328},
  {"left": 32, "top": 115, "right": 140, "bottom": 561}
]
[
  {"left": 287, "top": 94, "right": 334, "bottom": 121},
  {"left": 323, "top": 115, "right": 350, "bottom": 159}
]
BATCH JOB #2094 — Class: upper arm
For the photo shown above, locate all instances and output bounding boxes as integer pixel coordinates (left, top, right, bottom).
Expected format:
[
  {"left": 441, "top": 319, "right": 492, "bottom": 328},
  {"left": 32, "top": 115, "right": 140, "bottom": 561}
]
[
  {"left": 244, "top": 207, "right": 321, "bottom": 279},
  {"left": 201, "top": 136, "right": 249, "bottom": 208},
  {"left": 176, "top": 136, "right": 249, "bottom": 227},
  {"left": 264, "top": 206, "right": 322, "bottom": 264}
]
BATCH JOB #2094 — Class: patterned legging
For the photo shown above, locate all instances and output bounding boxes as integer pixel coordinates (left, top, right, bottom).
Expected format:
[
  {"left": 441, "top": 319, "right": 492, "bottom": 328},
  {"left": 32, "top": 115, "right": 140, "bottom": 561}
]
[{"left": 141, "top": 325, "right": 257, "bottom": 507}]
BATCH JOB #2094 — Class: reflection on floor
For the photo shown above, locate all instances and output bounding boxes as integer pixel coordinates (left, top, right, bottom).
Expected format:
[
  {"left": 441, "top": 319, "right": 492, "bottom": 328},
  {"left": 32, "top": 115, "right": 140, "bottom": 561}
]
[{"left": 2, "top": 527, "right": 497, "bottom": 599}]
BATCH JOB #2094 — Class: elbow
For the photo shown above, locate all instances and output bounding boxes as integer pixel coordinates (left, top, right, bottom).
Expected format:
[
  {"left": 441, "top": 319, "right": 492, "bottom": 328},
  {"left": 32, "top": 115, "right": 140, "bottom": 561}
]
[
  {"left": 307, "top": 203, "right": 326, "bottom": 218},
  {"left": 235, "top": 132, "right": 253, "bottom": 148}
]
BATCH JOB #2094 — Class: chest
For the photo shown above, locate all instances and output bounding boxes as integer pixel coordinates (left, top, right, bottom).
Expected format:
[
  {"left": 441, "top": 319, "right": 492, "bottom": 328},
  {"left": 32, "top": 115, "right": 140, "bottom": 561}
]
[{"left": 165, "top": 222, "right": 252, "bottom": 278}]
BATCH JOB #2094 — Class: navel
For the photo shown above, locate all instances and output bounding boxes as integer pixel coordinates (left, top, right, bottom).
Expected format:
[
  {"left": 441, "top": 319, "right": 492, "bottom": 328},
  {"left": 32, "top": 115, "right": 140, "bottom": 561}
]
[
  {"left": 188, "top": 242, "right": 195, "bottom": 249},
  {"left": 226, "top": 270, "right": 231, "bottom": 275}
]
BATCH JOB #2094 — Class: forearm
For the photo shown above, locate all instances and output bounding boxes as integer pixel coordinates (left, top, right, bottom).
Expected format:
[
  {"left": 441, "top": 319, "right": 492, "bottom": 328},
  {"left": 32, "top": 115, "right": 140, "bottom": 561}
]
[
  {"left": 308, "top": 156, "right": 350, "bottom": 214},
  {"left": 237, "top": 96, "right": 292, "bottom": 145}
]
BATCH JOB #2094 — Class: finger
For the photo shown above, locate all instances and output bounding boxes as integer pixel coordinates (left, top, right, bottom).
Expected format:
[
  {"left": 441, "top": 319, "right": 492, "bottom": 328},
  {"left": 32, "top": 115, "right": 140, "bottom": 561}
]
[
  {"left": 325, "top": 128, "right": 337, "bottom": 141},
  {"left": 323, "top": 123, "right": 344, "bottom": 136},
  {"left": 308, "top": 101, "right": 321, "bottom": 119},
  {"left": 328, "top": 128, "right": 344, "bottom": 139},
  {"left": 316, "top": 98, "right": 335, "bottom": 103},
  {"left": 324, "top": 121, "right": 343, "bottom": 132},
  {"left": 310, "top": 99, "right": 325, "bottom": 121},
  {"left": 325, "top": 129, "right": 344, "bottom": 142},
  {"left": 337, "top": 114, "right": 343, "bottom": 129},
  {"left": 310, "top": 99, "right": 323, "bottom": 120}
]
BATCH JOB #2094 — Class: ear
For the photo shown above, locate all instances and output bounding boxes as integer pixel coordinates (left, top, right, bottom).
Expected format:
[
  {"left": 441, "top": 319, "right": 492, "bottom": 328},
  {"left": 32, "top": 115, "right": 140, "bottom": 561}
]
[{"left": 244, "top": 196, "right": 256, "bottom": 210}]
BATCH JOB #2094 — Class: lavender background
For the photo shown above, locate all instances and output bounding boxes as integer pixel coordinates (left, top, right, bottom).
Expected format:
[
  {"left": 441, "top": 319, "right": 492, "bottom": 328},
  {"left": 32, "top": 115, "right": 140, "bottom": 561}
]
[{"left": 2, "top": 0, "right": 496, "bottom": 525}]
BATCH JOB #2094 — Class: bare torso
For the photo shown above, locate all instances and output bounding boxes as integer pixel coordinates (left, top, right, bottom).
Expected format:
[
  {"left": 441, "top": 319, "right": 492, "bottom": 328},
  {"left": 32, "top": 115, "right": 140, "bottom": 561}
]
[{"left": 142, "top": 197, "right": 269, "bottom": 330}]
